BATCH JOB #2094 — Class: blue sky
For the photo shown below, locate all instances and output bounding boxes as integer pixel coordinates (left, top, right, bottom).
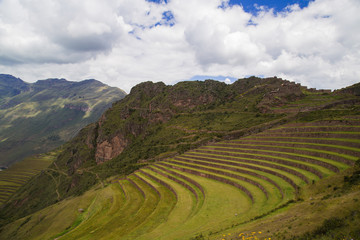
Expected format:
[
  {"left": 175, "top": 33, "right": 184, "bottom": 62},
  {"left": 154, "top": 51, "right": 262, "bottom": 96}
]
[
  {"left": 148, "top": 0, "right": 313, "bottom": 13},
  {"left": 228, "top": 0, "right": 313, "bottom": 12},
  {"left": 0, "top": 0, "right": 359, "bottom": 92}
]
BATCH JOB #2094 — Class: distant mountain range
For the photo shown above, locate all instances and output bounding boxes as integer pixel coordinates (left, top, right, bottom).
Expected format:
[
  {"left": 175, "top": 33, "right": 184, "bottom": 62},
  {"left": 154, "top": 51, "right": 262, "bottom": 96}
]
[{"left": 0, "top": 74, "right": 126, "bottom": 167}]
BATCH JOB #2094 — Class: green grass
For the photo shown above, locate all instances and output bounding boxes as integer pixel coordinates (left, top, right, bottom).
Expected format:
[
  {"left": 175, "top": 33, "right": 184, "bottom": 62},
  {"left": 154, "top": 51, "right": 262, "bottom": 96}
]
[
  {"left": 2, "top": 118, "right": 360, "bottom": 239},
  {"left": 0, "top": 187, "right": 97, "bottom": 240},
  {"left": 142, "top": 170, "right": 253, "bottom": 239},
  {"left": 175, "top": 155, "right": 297, "bottom": 200},
  {"left": 201, "top": 145, "right": 349, "bottom": 172},
  {"left": 244, "top": 136, "right": 360, "bottom": 144},
  {"left": 211, "top": 163, "right": 360, "bottom": 240},
  {"left": 184, "top": 151, "right": 321, "bottom": 183},
  {"left": 132, "top": 169, "right": 197, "bottom": 240},
  {"left": 109, "top": 170, "right": 177, "bottom": 240},
  {"left": 0, "top": 151, "right": 57, "bottom": 205},
  {"left": 261, "top": 130, "right": 360, "bottom": 135},
  {"left": 57, "top": 169, "right": 179, "bottom": 240},
  {"left": 102, "top": 175, "right": 161, "bottom": 239},
  {"left": 168, "top": 157, "right": 296, "bottom": 208},
  {"left": 59, "top": 180, "right": 138, "bottom": 240},
  {"left": 233, "top": 139, "right": 360, "bottom": 154},
  {"left": 217, "top": 143, "right": 358, "bottom": 162},
  {"left": 152, "top": 164, "right": 206, "bottom": 218},
  {"left": 192, "top": 148, "right": 337, "bottom": 177},
  {"left": 162, "top": 160, "right": 272, "bottom": 214}
]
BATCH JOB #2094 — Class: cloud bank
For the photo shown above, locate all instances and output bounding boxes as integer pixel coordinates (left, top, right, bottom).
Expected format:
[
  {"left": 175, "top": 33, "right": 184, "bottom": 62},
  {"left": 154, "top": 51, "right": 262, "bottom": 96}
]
[{"left": 0, "top": 0, "right": 359, "bottom": 92}]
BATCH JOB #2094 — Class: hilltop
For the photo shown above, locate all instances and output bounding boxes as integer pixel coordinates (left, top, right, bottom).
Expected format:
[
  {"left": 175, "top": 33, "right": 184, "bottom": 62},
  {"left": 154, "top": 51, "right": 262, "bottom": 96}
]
[
  {"left": 0, "top": 74, "right": 126, "bottom": 167},
  {"left": 0, "top": 76, "right": 359, "bottom": 239}
]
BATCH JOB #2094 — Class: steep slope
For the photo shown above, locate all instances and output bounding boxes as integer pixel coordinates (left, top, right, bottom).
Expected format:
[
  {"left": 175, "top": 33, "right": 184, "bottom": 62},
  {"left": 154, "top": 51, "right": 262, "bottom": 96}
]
[
  {"left": 2, "top": 76, "right": 359, "bottom": 230},
  {"left": 1, "top": 117, "right": 359, "bottom": 240},
  {"left": 0, "top": 74, "right": 126, "bottom": 167},
  {"left": 0, "top": 75, "right": 30, "bottom": 103}
]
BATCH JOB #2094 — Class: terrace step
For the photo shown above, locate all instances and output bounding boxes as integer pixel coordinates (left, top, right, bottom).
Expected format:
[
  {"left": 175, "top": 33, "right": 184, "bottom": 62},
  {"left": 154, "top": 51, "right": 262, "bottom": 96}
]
[
  {"left": 51, "top": 120, "right": 360, "bottom": 239},
  {"left": 122, "top": 169, "right": 188, "bottom": 238},
  {"left": 137, "top": 168, "right": 253, "bottom": 240},
  {"left": 169, "top": 159, "right": 271, "bottom": 198},
  {"left": 176, "top": 154, "right": 301, "bottom": 195},
  {"left": 185, "top": 152, "right": 323, "bottom": 180},
  {"left": 166, "top": 157, "right": 296, "bottom": 207},
  {"left": 108, "top": 174, "right": 163, "bottom": 239},
  {"left": 177, "top": 156, "right": 288, "bottom": 194},
  {"left": 253, "top": 132, "right": 360, "bottom": 139},
  {"left": 61, "top": 181, "right": 133, "bottom": 240},
  {"left": 147, "top": 165, "right": 200, "bottom": 202},
  {"left": 283, "top": 121, "right": 360, "bottom": 127},
  {"left": 152, "top": 164, "right": 206, "bottom": 200},
  {"left": 193, "top": 148, "right": 340, "bottom": 173},
  {"left": 269, "top": 126, "right": 360, "bottom": 132},
  {"left": 184, "top": 153, "right": 316, "bottom": 183},
  {"left": 139, "top": 169, "right": 178, "bottom": 200},
  {"left": 241, "top": 136, "right": 360, "bottom": 149},
  {"left": 159, "top": 161, "right": 256, "bottom": 203},
  {"left": 204, "top": 144, "right": 355, "bottom": 166},
  {"left": 225, "top": 140, "right": 360, "bottom": 157}
]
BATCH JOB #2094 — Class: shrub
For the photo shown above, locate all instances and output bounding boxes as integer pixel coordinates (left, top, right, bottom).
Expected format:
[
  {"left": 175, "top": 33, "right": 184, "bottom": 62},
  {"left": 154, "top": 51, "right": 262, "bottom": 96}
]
[{"left": 312, "top": 217, "right": 345, "bottom": 236}]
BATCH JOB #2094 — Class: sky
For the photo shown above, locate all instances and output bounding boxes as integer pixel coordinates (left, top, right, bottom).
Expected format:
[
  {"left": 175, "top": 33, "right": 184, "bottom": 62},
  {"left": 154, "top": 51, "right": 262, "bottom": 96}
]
[{"left": 0, "top": 0, "right": 359, "bottom": 93}]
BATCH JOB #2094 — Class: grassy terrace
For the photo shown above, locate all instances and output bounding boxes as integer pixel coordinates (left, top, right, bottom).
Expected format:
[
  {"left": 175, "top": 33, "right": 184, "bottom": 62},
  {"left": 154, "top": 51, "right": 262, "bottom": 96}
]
[
  {"left": 1, "top": 119, "right": 360, "bottom": 239},
  {"left": 192, "top": 148, "right": 337, "bottom": 177},
  {"left": 183, "top": 152, "right": 319, "bottom": 183},
  {"left": 0, "top": 151, "right": 57, "bottom": 205}
]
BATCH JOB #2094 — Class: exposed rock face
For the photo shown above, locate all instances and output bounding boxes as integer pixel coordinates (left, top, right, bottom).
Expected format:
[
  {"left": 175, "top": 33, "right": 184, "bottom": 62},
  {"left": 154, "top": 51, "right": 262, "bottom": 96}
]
[
  {"left": 335, "top": 82, "right": 360, "bottom": 96},
  {"left": 95, "top": 135, "right": 128, "bottom": 163},
  {"left": 168, "top": 80, "right": 228, "bottom": 109},
  {"left": 86, "top": 77, "right": 308, "bottom": 165},
  {"left": 257, "top": 80, "right": 304, "bottom": 112},
  {"left": 93, "top": 81, "right": 171, "bottom": 163}
]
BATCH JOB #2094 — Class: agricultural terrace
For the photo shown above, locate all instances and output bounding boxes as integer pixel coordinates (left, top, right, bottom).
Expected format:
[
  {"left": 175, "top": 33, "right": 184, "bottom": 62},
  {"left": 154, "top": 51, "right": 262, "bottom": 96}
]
[
  {"left": 0, "top": 151, "right": 56, "bottom": 205},
  {"left": 3, "top": 118, "right": 358, "bottom": 240}
]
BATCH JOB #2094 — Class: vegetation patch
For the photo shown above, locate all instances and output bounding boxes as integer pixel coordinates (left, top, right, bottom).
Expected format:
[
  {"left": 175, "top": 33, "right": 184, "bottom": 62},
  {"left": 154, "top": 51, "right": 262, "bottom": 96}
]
[{"left": 1, "top": 78, "right": 360, "bottom": 239}]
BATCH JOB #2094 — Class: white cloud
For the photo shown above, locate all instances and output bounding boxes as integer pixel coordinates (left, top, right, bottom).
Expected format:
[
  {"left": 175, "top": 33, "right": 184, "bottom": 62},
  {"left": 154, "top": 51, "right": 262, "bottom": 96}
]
[{"left": 0, "top": 0, "right": 359, "bottom": 92}]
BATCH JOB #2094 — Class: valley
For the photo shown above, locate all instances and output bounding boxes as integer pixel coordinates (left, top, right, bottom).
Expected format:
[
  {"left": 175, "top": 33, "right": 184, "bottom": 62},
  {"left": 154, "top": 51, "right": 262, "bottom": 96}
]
[{"left": 0, "top": 74, "right": 126, "bottom": 167}]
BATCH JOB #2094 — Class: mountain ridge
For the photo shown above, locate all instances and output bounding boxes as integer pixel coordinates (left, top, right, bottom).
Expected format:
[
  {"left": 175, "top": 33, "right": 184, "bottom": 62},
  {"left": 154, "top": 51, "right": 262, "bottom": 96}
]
[{"left": 0, "top": 74, "right": 126, "bottom": 167}]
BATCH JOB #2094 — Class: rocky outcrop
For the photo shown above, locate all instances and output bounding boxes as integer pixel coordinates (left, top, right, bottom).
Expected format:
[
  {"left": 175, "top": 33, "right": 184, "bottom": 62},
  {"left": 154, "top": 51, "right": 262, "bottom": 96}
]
[
  {"left": 257, "top": 80, "right": 304, "bottom": 112},
  {"left": 91, "top": 78, "right": 303, "bottom": 164},
  {"left": 95, "top": 135, "right": 128, "bottom": 163},
  {"left": 335, "top": 82, "right": 360, "bottom": 96}
]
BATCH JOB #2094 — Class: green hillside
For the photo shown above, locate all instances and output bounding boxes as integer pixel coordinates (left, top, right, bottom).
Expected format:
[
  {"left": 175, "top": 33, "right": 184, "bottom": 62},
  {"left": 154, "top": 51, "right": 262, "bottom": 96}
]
[
  {"left": 0, "top": 77, "right": 359, "bottom": 239},
  {"left": 0, "top": 74, "right": 126, "bottom": 167},
  {"left": 0, "top": 150, "right": 59, "bottom": 205},
  {"left": 1, "top": 119, "right": 359, "bottom": 240}
]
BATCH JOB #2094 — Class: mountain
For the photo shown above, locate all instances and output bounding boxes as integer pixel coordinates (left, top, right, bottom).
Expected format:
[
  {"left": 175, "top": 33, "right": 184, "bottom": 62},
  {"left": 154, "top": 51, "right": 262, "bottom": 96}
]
[
  {"left": 0, "top": 77, "right": 359, "bottom": 239},
  {"left": 0, "top": 74, "right": 30, "bottom": 103},
  {"left": 0, "top": 74, "right": 126, "bottom": 167}
]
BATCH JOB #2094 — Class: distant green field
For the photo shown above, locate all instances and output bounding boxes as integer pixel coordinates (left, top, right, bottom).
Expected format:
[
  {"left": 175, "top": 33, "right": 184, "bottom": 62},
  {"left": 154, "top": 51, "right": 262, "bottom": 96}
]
[{"left": 0, "top": 151, "right": 58, "bottom": 205}]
